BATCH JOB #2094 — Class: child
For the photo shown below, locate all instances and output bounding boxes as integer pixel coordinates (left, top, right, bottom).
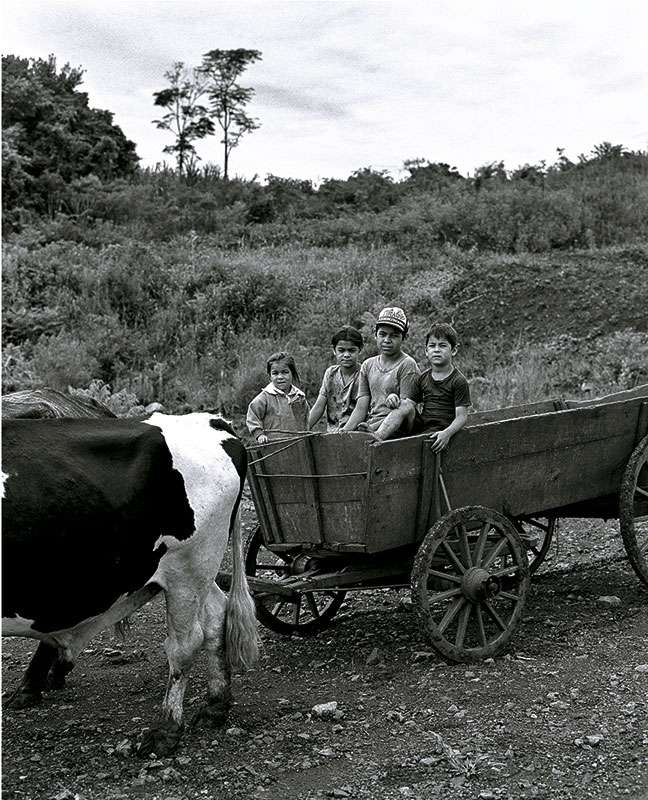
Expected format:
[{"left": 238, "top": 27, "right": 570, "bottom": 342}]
[
  {"left": 342, "top": 307, "right": 420, "bottom": 440},
  {"left": 308, "top": 326, "right": 363, "bottom": 432},
  {"left": 246, "top": 352, "right": 310, "bottom": 444},
  {"left": 415, "top": 322, "right": 472, "bottom": 452}
]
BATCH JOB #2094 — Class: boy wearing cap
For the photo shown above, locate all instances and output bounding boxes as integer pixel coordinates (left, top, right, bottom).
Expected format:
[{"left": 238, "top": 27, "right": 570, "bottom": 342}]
[
  {"left": 308, "top": 326, "right": 364, "bottom": 432},
  {"left": 342, "top": 307, "right": 420, "bottom": 440}
]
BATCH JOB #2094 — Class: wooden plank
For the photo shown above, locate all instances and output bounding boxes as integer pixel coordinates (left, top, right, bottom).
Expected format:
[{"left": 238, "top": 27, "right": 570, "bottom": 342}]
[
  {"left": 248, "top": 437, "right": 320, "bottom": 546},
  {"left": 247, "top": 445, "right": 283, "bottom": 545},
  {"left": 442, "top": 396, "right": 647, "bottom": 518},
  {"left": 415, "top": 441, "right": 439, "bottom": 538},
  {"left": 249, "top": 433, "right": 372, "bottom": 549},
  {"left": 365, "top": 436, "right": 422, "bottom": 552},
  {"left": 311, "top": 433, "right": 370, "bottom": 547},
  {"left": 295, "top": 435, "right": 324, "bottom": 542},
  {"left": 565, "top": 384, "right": 648, "bottom": 408},
  {"left": 466, "top": 398, "right": 566, "bottom": 427},
  {"left": 635, "top": 401, "right": 648, "bottom": 446}
]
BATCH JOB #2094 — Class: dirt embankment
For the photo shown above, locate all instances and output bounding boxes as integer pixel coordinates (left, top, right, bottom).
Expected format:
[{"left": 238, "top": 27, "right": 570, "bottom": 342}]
[{"left": 448, "top": 247, "right": 648, "bottom": 345}]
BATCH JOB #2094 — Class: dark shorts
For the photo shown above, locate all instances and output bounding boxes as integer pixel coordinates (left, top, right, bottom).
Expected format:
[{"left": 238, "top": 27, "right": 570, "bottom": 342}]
[{"left": 410, "top": 412, "right": 445, "bottom": 436}]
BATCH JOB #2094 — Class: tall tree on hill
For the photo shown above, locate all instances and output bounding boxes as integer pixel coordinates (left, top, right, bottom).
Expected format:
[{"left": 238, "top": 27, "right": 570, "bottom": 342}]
[
  {"left": 1, "top": 54, "right": 138, "bottom": 225},
  {"left": 152, "top": 62, "right": 214, "bottom": 175},
  {"left": 199, "top": 49, "right": 262, "bottom": 179}
]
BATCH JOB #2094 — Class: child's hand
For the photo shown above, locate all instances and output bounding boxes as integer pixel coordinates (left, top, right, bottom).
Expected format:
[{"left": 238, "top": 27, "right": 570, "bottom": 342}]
[
  {"left": 257, "top": 434, "right": 269, "bottom": 445},
  {"left": 386, "top": 393, "right": 401, "bottom": 409},
  {"left": 429, "top": 429, "right": 452, "bottom": 452}
]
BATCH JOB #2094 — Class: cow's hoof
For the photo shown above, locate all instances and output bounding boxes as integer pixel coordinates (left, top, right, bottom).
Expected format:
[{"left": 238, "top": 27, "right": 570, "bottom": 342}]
[
  {"left": 138, "top": 722, "right": 184, "bottom": 758},
  {"left": 47, "top": 660, "right": 73, "bottom": 690},
  {"left": 4, "top": 689, "right": 42, "bottom": 709},
  {"left": 192, "top": 696, "right": 231, "bottom": 728}
]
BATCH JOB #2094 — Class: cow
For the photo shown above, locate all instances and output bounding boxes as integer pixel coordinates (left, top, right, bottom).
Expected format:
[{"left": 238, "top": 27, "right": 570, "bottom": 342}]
[
  {"left": 2, "top": 412, "right": 259, "bottom": 756},
  {"left": 2, "top": 388, "right": 117, "bottom": 697}
]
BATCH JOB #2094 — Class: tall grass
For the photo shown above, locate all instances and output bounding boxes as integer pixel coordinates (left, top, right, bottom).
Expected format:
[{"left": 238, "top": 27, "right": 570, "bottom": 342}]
[{"left": 3, "top": 237, "right": 647, "bottom": 414}]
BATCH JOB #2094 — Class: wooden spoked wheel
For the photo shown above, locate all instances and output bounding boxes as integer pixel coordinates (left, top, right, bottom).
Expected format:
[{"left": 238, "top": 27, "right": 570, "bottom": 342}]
[
  {"left": 619, "top": 435, "right": 648, "bottom": 587},
  {"left": 244, "top": 526, "right": 346, "bottom": 635},
  {"left": 513, "top": 516, "right": 556, "bottom": 574},
  {"left": 411, "top": 505, "right": 530, "bottom": 663}
]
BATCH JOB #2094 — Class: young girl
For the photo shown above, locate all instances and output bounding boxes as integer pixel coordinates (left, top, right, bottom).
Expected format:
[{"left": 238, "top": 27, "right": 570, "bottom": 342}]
[{"left": 246, "top": 352, "right": 310, "bottom": 444}]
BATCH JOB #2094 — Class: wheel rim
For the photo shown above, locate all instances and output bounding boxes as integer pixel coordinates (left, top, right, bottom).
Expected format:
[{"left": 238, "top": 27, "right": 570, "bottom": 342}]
[
  {"left": 245, "top": 527, "right": 346, "bottom": 635},
  {"left": 620, "top": 435, "right": 648, "bottom": 587},
  {"left": 514, "top": 516, "right": 556, "bottom": 574},
  {"left": 411, "top": 505, "right": 530, "bottom": 663}
]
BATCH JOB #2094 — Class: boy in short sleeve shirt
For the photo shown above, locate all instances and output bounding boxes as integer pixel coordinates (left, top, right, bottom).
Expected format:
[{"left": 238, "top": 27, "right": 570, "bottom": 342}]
[
  {"left": 308, "top": 326, "right": 363, "bottom": 432},
  {"left": 416, "top": 322, "right": 471, "bottom": 452},
  {"left": 343, "top": 307, "right": 420, "bottom": 440}
]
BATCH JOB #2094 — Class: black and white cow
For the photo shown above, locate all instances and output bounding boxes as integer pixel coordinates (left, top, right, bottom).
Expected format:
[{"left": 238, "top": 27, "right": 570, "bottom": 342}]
[{"left": 2, "top": 412, "right": 259, "bottom": 756}]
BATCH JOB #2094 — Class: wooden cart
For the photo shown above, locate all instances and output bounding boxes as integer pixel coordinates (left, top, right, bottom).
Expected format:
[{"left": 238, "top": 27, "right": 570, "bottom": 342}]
[{"left": 242, "top": 385, "right": 648, "bottom": 663}]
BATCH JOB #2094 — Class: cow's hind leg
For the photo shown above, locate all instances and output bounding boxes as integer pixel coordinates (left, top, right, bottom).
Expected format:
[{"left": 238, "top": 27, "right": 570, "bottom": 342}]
[
  {"left": 192, "top": 582, "right": 231, "bottom": 727},
  {"left": 138, "top": 591, "right": 204, "bottom": 757},
  {"left": 5, "top": 641, "right": 58, "bottom": 708},
  {"left": 47, "top": 652, "right": 75, "bottom": 690}
]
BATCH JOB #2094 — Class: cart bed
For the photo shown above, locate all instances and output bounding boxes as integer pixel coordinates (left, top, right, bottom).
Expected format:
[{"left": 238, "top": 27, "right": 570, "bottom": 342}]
[{"left": 247, "top": 386, "right": 648, "bottom": 555}]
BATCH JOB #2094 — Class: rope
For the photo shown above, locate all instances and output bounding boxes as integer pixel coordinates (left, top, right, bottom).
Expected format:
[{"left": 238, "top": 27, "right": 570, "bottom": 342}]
[
  {"left": 246, "top": 431, "right": 318, "bottom": 466},
  {"left": 254, "top": 472, "right": 368, "bottom": 479}
]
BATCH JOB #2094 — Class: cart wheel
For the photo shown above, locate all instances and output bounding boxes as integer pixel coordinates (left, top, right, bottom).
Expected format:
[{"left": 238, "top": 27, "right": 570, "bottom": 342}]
[
  {"left": 411, "top": 505, "right": 530, "bottom": 663},
  {"left": 513, "top": 516, "right": 556, "bottom": 574},
  {"left": 619, "top": 435, "right": 648, "bottom": 587},
  {"left": 244, "top": 526, "right": 347, "bottom": 636}
]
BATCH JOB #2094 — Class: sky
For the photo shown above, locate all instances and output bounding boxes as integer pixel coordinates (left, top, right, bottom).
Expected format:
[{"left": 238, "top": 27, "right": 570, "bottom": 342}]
[{"left": 3, "top": 0, "right": 648, "bottom": 184}]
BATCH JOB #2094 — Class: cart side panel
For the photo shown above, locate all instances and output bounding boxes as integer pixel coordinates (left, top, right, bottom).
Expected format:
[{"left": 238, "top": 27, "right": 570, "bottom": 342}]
[
  {"left": 364, "top": 436, "right": 425, "bottom": 552},
  {"left": 564, "top": 384, "right": 648, "bottom": 408},
  {"left": 247, "top": 439, "right": 321, "bottom": 545},
  {"left": 441, "top": 396, "right": 647, "bottom": 519},
  {"left": 311, "top": 433, "right": 373, "bottom": 546},
  {"left": 248, "top": 433, "right": 372, "bottom": 548},
  {"left": 466, "top": 398, "right": 565, "bottom": 427}
]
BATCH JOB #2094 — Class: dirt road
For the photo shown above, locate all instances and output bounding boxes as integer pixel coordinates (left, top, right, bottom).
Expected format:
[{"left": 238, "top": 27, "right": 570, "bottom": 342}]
[{"left": 2, "top": 514, "right": 647, "bottom": 800}]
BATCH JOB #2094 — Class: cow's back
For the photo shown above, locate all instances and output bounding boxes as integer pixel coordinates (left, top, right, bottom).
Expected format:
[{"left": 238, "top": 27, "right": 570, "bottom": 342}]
[
  {"left": 2, "top": 388, "right": 116, "bottom": 419},
  {"left": 2, "top": 418, "right": 195, "bottom": 632}
]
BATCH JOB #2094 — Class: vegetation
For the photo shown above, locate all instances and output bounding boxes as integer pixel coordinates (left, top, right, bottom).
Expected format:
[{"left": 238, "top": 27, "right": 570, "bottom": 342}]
[
  {"left": 2, "top": 54, "right": 647, "bottom": 419},
  {"left": 153, "top": 49, "right": 262, "bottom": 177},
  {"left": 2, "top": 55, "right": 138, "bottom": 228},
  {"left": 152, "top": 62, "right": 214, "bottom": 175},
  {"left": 199, "top": 48, "right": 262, "bottom": 179}
]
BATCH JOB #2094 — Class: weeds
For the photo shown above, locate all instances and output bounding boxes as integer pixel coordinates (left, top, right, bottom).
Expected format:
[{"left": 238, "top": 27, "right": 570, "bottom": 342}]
[{"left": 2, "top": 237, "right": 646, "bottom": 413}]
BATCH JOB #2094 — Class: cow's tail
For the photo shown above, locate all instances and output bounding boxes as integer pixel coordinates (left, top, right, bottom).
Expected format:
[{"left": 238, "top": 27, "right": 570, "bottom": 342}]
[{"left": 225, "top": 511, "right": 260, "bottom": 672}]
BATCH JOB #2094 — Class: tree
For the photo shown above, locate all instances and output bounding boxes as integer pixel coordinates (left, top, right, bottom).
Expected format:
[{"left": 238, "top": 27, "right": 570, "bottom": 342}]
[
  {"left": 472, "top": 161, "right": 508, "bottom": 190},
  {"left": 402, "top": 159, "right": 465, "bottom": 190},
  {"left": 2, "top": 54, "right": 139, "bottom": 222},
  {"left": 152, "top": 62, "right": 214, "bottom": 175},
  {"left": 199, "top": 49, "right": 262, "bottom": 179}
]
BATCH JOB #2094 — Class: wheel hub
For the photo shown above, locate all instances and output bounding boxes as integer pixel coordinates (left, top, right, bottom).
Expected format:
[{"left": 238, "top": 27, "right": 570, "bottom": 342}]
[
  {"left": 462, "top": 567, "right": 501, "bottom": 602},
  {"left": 291, "top": 554, "right": 316, "bottom": 575}
]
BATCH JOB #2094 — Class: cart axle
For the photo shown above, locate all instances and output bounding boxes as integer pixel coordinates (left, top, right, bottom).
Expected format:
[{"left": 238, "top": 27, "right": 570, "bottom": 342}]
[{"left": 462, "top": 567, "right": 501, "bottom": 602}]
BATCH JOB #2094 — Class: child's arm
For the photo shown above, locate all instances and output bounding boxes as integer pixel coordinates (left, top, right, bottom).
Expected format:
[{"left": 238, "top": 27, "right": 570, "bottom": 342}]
[
  {"left": 428, "top": 406, "right": 469, "bottom": 452},
  {"left": 246, "top": 394, "right": 269, "bottom": 444},
  {"left": 308, "top": 394, "right": 327, "bottom": 429},
  {"left": 294, "top": 395, "right": 310, "bottom": 432},
  {"left": 341, "top": 395, "right": 370, "bottom": 431}
]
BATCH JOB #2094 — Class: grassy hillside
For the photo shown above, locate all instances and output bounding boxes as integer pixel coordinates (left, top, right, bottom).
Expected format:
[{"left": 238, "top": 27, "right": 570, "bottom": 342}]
[{"left": 2, "top": 237, "right": 647, "bottom": 415}]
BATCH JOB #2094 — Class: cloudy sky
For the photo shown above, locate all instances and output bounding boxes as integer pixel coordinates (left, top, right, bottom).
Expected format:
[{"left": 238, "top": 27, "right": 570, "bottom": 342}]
[{"left": 3, "top": 0, "right": 647, "bottom": 183}]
